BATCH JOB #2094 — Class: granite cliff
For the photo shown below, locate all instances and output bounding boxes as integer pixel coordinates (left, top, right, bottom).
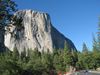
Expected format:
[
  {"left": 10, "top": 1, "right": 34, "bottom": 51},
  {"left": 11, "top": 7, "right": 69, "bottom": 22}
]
[{"left": 4, "top": 10, "right": 76, "bottom": 53}]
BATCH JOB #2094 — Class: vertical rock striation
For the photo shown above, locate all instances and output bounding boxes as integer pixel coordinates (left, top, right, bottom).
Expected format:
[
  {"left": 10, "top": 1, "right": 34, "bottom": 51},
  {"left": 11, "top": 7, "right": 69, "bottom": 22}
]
[{"left": 4, "top": 10, "right": 76, "bottom": 53}]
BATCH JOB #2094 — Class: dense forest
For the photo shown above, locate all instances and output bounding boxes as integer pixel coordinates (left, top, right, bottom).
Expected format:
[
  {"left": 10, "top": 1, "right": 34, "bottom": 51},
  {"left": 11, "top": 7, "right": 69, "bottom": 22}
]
[
  {"left": 0, "top": 40, "right": 100, "bottom": 75},
  {"left": 0, "top": 0, "right": 100, "bottom": 75},
  {"left": 0, "top": 39, "right": 100, "bottom": 75}
]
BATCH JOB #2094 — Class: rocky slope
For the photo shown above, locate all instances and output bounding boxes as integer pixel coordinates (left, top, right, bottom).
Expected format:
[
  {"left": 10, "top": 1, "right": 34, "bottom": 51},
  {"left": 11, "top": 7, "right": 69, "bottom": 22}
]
[{"left": 4, "top": 10, "right": 76, "bottom": 53}]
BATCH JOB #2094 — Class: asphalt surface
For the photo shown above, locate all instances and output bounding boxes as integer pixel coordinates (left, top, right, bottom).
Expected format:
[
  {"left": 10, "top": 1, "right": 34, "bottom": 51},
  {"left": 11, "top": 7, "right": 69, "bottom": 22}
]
[{"left": 72, "top": 72, "right": 100, "bottom": 75}]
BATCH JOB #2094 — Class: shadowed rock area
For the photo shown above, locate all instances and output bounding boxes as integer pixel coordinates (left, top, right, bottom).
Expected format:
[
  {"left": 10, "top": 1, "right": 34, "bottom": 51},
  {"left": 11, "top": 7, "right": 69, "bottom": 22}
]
[
  {"left": 4, "top": 10, "right": 76, "bottom": 53},
  {"left": 0, "top": 25, "right": 7, "bottom": 52}
]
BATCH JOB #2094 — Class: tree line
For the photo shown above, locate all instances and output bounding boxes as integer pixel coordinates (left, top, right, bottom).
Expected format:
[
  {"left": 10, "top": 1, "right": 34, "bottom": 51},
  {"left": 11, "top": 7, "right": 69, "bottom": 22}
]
[
  {"left": 0, "top": 44, "right": 78, "bottom": 75},
  {"left": 0, "top": 39, "right": 100, "bottom": 75},
  {"left": 76, "top": 19, "right": 100, "bottom": 70}
]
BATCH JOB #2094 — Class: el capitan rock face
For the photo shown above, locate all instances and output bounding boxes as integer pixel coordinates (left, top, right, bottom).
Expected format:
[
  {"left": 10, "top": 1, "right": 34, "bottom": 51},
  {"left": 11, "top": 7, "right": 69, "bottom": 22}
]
[{"left": 4, "top": 10, "right": 76, "bottom": 53}]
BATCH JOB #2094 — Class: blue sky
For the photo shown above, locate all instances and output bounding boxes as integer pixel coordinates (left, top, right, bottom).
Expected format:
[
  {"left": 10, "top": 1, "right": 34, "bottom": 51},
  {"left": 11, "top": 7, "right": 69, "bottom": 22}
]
[{"left": 14, "top": 0, "right": 100, "bottom": 51}]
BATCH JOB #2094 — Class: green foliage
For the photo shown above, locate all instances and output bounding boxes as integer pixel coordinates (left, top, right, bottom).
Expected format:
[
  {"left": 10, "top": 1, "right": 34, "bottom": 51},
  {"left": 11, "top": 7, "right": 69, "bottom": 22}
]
[
  {"left": 82, "top": 43, "right": 88, "bottom": 54},
  {"left": 0, "top": 52, "right": 22, "bottom": 75},
  {"left": 77, "top": 42, "right": 100, "bottom": 70},
  {"left": 63, "top": 41, "right": 78, "bottom": 72},
  {"left": 0, "top": 46, "right": 78, "bottom": 75},
  {"left": 77, "top": 18, "right": 100, "bottom": 70},
  {"left": 97, "top": 17, "right": 100, "bottom": 50},
  {"left": 92, "top": 35, "right": 99, "bottom": 53},
  {"left": 0, "top": 0, "right": 17, "bottom": 25},
  {"left": 1, "top": 42, "right": 100, "bottom": 74},
  {"left": 13, "top": 47, "right": 19, "bottom": 60}
]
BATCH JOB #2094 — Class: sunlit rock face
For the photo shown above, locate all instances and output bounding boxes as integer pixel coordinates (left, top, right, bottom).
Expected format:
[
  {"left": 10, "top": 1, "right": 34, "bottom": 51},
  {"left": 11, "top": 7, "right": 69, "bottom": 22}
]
[{"left": 4, "top": 10, "right": 76, "bottom": 53}]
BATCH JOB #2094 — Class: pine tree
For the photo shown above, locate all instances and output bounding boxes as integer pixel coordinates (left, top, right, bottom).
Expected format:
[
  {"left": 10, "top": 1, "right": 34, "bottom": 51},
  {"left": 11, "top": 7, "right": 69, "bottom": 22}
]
[
  {"left": 82, "top": 43, "right": 88, "bottom": 54},
  {"left": 63, "top": 41, "right": 71, "bottom": 65},
  {"left": 13, "top": 47, "right": 19, "bottom": 60},
  {"left": 71, "top": 49, "right": 78, "bottom": 67},
  {"left": 97, "top": 17, "right": 100, "bottom": 51},
  {"left": 63, "top": 41, "right": 73, "bottom": 72},
  {"left": 20, "top": 49, "right": 27, "bottom": 63},
  {"left": 0, "top": 0, "right": 17, "bottom": 25},
  {"left": 92, "top": 35, "right": 99, "bottom": 53},
  {"left": 63, "top": 41, "right": 78, "bottom": 72}
]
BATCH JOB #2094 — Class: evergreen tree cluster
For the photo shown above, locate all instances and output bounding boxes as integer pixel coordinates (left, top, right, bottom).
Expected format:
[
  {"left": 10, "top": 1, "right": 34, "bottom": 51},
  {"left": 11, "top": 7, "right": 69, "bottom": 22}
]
[
  {"left": 0, "top": 47, "right": 78, "bottom": 75},
  {"left": 77, "top": 43, "right": 100, "bottom": 70},
  {"left": 76, "top": 22, "right": 100, "bottom": 71}
]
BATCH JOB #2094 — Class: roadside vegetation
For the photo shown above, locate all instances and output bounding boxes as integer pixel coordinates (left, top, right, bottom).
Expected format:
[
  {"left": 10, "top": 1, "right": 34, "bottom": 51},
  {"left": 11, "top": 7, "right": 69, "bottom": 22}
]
[{"left": 0, "top": 43, "right": 78, "bottom": 75}]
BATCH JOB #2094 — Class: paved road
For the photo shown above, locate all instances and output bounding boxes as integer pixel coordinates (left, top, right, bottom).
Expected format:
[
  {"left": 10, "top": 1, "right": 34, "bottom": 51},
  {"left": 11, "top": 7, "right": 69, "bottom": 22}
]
[
  {"left": 89, "top": 72, "right": 100, "bottom": 75},
  {"left": 73, "top": 72, "right": 100, "bottom": 75}
]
